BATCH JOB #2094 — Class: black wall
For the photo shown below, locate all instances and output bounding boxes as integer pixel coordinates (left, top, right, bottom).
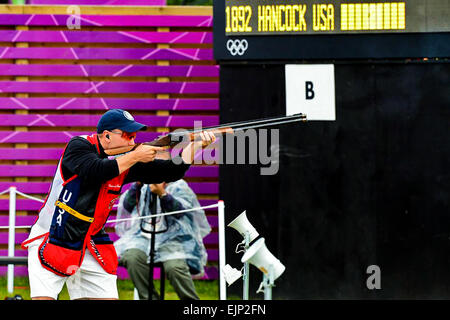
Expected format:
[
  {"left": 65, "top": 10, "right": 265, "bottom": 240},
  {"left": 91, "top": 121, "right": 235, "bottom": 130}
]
[{"left": 219, "top": 62, "right": 450, "bottom": 299}]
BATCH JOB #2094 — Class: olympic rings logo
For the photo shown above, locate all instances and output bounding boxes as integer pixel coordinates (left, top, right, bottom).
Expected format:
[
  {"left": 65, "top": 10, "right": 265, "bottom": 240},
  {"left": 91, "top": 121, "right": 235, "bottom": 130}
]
[{"left": 226, "top": 39, "right": 248, "bottom": 56}]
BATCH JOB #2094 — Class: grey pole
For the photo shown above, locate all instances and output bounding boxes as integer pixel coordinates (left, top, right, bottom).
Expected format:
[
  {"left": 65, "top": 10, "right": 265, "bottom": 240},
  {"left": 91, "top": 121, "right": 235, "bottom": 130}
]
[{"left": 242, "top": 231, "right": 250, "bottom": 300}]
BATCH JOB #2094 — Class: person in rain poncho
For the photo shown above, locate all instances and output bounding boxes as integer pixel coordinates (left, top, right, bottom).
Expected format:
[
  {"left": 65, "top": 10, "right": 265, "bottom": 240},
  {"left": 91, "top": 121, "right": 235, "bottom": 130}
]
[{"left": 114, "top": 179, "right": 211, "bottom": 300}]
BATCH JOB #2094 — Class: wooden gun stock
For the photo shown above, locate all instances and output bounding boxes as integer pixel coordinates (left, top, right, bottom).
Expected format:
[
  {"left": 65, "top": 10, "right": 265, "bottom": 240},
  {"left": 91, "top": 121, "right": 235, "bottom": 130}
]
[{"left": 104, "top": 127, "right": 234, "bottom": 156}]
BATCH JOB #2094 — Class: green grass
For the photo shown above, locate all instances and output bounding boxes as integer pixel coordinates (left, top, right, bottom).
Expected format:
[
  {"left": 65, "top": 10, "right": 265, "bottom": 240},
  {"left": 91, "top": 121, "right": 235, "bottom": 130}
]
[{"left": 0, "top": 276, "right": 220, "bottom": 300}]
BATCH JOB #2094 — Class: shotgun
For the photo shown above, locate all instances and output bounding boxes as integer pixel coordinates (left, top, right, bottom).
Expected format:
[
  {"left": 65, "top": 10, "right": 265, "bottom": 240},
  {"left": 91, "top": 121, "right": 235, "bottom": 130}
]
[{"left": 104, "top": 113, "right": 307, "bottom": 156}]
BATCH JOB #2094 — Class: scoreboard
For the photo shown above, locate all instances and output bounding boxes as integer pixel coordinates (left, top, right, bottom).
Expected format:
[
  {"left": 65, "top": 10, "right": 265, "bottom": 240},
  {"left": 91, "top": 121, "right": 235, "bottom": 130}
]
[{"left": 213, "top": 0, "right": 450, "bottom": 60}]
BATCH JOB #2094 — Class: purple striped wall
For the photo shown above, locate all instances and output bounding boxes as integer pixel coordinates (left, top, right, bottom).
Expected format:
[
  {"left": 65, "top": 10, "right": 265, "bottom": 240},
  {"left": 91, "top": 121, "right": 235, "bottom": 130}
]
[
  {"left": 0, "top": 30, "right": 213, "bottom": 44},
  {"left": 0, "top": 181, "right": 219, "bottom": 194},
  {"left": 0, "top": 131, "right": 161, "bottom": 143},
  {"left": 0, "top": 198, "right": 219, "bottom": 211},
  {"left": 0, "top": 81, "right": 218, "bottom": 94},
  {"left": 0, "top": 8, "right": 219, "bottom": 280},
  {"left": 0, "top": 232, "right": 218, "bottom": 246},
  {"left": 29, "top": 0, "right": 167, "bottom": 5},
  {"left": 0, "top": 114, "right": 219, "bottom": 127},
  {"left": 0, "top": 165, "right": 218, "bottom": 178},
  {"left": 0, "top": 14, "right": 213, "bottom": 27},
  {"left": 0, "top": 97, "right": 219, "bottom": 110},
  {"left": 0, "top": 65, "right": 219, "bottom": 77},
  {"left": 0, "top": 214, "right": 219, "bottom": 228},
  {"left": 0, "top": 47, "right": 213, "bottom": 60}
]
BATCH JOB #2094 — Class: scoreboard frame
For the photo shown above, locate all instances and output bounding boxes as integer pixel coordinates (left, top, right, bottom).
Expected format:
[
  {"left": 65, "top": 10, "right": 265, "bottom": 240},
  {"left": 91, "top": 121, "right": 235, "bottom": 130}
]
[{"left": 213, "top": 0, "right": 450, "bottom": 61}]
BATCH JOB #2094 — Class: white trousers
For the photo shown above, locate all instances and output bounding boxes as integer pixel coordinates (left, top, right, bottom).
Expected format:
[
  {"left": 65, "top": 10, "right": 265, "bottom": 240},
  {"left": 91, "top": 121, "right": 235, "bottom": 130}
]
[{"left": 27, "top": 236, "right": 118, "bottom": 300}]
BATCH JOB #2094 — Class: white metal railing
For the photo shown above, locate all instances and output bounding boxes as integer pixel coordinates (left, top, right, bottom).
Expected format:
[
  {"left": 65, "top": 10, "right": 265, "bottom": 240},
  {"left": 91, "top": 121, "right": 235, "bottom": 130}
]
[{"left": 0, "top": 186, "right": 227, "bottom": 299}]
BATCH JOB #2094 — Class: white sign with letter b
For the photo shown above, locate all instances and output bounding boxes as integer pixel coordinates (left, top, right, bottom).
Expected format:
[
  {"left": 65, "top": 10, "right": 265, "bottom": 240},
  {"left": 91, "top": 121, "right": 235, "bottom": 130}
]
[{"left": 285, "top": 64, "right": 336, "bottom": 121}]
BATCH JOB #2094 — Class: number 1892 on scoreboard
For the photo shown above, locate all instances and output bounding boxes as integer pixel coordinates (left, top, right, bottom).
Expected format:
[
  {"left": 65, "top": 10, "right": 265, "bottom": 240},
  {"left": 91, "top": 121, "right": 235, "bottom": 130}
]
[{"left": 224, "top": 0, "right": 448, "bottom": 36}]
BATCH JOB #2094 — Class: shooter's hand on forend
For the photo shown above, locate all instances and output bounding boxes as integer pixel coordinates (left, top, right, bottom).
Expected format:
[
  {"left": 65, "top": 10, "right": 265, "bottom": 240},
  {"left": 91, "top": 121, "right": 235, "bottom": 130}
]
[
  {"left": 181, "top": 131, "right": 217, "bottom": 164},
  {"left": 193, "top": 130, "right": 217, "bottom": 147}
]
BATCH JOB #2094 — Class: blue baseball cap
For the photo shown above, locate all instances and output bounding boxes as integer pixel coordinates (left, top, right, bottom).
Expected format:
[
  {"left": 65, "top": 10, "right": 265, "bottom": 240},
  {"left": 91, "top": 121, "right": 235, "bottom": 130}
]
[{"left": 97, "top": 109, "right": 147, "bottom": 133}]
